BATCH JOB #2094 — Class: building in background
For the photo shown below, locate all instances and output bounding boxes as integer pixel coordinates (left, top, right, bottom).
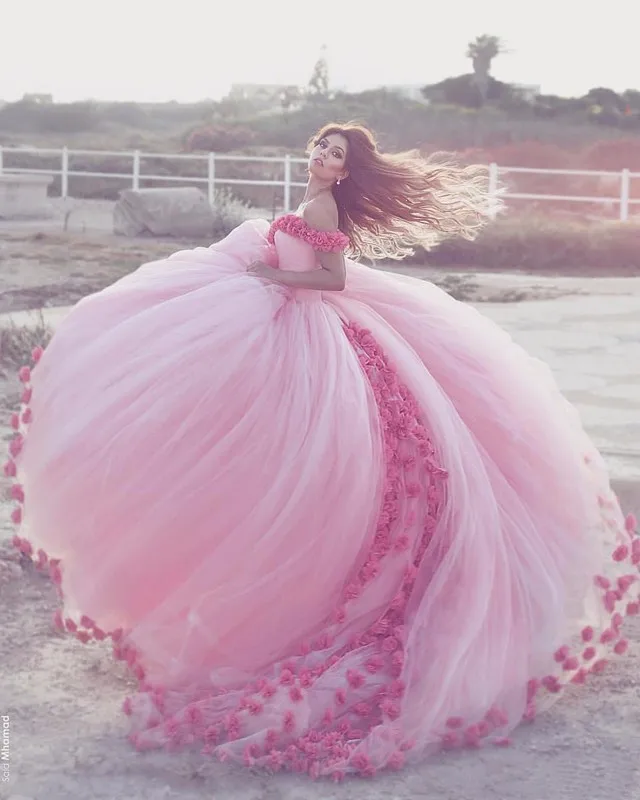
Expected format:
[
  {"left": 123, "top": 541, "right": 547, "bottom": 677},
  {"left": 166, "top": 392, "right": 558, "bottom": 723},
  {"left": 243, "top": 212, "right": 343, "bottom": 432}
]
[
  {"left": 228, "top": 84, "right": 297, "bottom": 104},
  {"left": 21, "top": 93, "right": 54, "bottom": 104}
]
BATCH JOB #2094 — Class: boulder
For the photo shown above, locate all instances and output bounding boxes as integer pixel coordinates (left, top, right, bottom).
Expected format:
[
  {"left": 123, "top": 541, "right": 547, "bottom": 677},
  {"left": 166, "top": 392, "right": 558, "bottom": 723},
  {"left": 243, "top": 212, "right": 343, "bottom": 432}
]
[
  {"left": 113, "top": 187, "right": 215, "bottom": 238},
  {"left": 0, "top": 173, "right": 54, "bottom": 219}
]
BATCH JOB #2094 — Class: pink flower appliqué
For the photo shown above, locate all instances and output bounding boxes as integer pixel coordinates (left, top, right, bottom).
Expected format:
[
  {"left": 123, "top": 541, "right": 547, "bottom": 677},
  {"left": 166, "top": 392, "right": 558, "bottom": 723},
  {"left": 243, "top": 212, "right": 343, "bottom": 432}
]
[{"left": 267, "top": 214, "right": 350, "bottom": 252}]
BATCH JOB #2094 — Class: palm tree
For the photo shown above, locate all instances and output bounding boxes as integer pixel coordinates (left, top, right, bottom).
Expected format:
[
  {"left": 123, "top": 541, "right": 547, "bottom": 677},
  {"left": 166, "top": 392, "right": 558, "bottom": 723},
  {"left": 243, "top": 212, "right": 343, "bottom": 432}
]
[{"left": 466, "top": 35, "right": 505, "bottom": 104}]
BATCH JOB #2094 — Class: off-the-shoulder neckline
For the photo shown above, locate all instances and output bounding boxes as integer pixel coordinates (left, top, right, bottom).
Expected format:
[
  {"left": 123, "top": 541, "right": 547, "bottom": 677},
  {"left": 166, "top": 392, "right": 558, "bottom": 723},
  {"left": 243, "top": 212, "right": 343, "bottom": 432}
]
[{"left": 267, "top": 214, "right": 350, "bottom": 253}]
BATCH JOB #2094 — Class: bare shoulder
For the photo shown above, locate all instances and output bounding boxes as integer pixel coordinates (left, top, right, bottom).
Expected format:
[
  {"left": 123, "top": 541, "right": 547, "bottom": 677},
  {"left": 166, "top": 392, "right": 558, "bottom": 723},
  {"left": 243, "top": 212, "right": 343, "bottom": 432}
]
[{"left": 302, "top": 195, "right": 339, "bottom": 232}]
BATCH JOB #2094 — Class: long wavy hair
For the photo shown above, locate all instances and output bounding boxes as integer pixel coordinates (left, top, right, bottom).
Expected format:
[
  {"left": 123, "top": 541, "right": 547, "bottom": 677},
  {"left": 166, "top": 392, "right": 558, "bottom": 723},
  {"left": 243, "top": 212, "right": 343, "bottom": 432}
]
[{"left": 307, "top": 122, "right": 501, "bottom": 260}]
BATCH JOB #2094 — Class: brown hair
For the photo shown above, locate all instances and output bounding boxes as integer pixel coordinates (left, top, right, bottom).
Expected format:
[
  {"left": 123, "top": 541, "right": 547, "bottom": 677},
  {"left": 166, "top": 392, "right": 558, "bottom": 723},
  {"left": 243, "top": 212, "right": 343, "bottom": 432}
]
[{"left": 307, "top": 122, "right": 500, "bottom": 260}]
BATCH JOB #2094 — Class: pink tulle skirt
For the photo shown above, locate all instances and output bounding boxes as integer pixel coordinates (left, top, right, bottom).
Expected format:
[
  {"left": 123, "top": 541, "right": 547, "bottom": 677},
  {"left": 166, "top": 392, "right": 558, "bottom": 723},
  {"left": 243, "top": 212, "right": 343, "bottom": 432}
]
[{"left": 6, "top": 220, "right": 639, "bottom": 779}]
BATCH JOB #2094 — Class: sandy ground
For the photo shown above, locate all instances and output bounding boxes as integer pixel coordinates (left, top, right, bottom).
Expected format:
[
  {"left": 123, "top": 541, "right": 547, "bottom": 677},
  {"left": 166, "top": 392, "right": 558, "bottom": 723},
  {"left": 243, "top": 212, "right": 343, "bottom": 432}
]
[{"left": 1, "top": 211, "right": 640, "bottom": 799}]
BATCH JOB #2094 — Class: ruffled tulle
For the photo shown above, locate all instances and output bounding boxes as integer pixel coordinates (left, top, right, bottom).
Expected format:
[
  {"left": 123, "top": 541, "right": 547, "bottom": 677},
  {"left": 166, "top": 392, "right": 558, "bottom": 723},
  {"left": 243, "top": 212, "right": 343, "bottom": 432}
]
[{"left": 6, "top": 217, "right": 639, "bottom": 779}]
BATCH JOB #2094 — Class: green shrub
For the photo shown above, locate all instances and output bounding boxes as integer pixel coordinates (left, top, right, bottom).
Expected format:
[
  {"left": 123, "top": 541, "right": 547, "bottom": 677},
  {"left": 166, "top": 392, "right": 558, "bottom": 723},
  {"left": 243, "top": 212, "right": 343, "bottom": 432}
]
[
  {"left": 0, "top": 100, "right": 101, "bottom": 133},
  {"left": 0, "top": 315, "right": 52, "bottom": 375},
  {"left": 211, "top": 190, "right": 254, "bottom": 239},
  {"left": 422, "top": 74, "right": 513, "bottom": 109},
  {"left": 185, "top": 124, "right": 257, "bottom": 153}
]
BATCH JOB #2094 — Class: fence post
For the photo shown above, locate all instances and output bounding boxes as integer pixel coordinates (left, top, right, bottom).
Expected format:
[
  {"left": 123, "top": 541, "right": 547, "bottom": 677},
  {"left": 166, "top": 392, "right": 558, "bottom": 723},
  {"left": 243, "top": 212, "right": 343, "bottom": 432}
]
[
  {"left": 208, "top": 152, "right": 216, "bottom": 206},
  {"left": 284, "top": 154, "right": 291, "bottom": 213},
  {"left": 132, "top": 150, "right": 141, "bottom": 191},
  {"left": 620, "top": 168, "right": 630, "bottom": 222},
  {"left": 488, "top": 162, "right": 499, "bottom": 218},
  {"left": 61, "top": 147, "right": 69, "bottom": 199}
]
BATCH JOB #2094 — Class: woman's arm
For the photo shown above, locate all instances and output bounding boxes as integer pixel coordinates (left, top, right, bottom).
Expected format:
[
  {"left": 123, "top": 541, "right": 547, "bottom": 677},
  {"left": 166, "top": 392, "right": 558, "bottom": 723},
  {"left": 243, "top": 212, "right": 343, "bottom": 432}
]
[
  {"left": 266, "top": 248, "right": 346, "bottom": 292},
  {"left": 248, "top": 200, "right": 347, "bottom": 292}
]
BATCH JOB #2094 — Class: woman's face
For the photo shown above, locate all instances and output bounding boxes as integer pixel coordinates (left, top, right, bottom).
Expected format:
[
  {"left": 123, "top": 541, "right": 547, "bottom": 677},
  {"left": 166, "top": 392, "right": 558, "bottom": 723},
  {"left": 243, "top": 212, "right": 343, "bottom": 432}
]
[{"left": 308, "top": 133, "right": 349, "bottom": 183}]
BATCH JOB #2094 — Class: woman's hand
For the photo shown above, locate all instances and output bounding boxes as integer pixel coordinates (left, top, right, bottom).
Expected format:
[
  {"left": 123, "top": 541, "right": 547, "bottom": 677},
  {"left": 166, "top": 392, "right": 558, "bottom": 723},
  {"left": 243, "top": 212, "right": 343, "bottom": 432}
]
[{"left": 247, "top": 261, "right": 275, "bottom": 281}]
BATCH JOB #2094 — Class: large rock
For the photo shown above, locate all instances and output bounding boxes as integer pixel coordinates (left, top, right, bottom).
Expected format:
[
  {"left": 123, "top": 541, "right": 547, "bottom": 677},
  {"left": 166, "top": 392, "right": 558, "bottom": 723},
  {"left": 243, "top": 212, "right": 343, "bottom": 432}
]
[
  {"left": 113, "top": 187, "right": 215, "bottom": 238},
  {"left": 0, "top": 174, "right": 54, "bottom": 219}
]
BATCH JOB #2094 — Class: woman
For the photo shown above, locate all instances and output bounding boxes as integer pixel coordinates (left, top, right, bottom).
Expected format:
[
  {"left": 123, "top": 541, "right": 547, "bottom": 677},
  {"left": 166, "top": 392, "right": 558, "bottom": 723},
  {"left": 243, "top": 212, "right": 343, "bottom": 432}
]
[{"left": 7, "top": 122, "right": 638, "bottom": 779}]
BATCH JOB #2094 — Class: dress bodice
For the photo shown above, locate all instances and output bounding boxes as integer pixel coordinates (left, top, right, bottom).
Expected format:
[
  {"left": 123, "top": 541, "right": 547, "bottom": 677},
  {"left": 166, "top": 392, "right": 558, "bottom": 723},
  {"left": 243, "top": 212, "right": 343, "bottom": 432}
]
[{"left": 267, "top": 214, "right": 350, "bottom": 273}]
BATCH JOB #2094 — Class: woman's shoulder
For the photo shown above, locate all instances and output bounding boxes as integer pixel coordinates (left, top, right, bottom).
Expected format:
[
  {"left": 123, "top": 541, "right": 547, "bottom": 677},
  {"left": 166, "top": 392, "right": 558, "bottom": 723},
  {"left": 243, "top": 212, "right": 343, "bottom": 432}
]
[{"left": 301, "top": 195, "right": 339, "bottom": 233}]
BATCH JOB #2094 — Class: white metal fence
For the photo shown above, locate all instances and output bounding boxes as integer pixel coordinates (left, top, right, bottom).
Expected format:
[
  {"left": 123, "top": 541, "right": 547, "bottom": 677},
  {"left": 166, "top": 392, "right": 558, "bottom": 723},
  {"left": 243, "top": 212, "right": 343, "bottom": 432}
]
[{"left": 0, "top": 145, "right": 638, "bottom": 220}]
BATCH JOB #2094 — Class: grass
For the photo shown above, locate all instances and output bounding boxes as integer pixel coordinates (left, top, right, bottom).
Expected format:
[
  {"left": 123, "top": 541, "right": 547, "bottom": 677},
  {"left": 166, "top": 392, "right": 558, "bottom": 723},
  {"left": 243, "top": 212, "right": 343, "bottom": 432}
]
[
  {"left": 0, "top": 315, "right": 52, "bottom": 371},
  {"left": 210, "top": 189, "right": 255, "bottom": 240},
  {"left": 0, "top": 316, "right": 52, "bottom": 412}
]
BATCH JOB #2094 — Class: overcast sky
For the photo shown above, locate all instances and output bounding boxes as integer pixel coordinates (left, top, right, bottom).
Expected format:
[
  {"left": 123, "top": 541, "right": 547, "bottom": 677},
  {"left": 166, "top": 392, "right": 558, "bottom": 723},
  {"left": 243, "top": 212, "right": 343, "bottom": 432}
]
[{"left": 1, "top": 0, "right": 637, "bottom": 103}]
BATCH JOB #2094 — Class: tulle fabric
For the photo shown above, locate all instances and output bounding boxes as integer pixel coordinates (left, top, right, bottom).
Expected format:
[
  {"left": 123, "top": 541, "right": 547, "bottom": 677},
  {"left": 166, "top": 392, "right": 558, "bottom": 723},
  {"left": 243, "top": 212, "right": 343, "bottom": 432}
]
[{"left": 7, "top": 218, "right": 639, "bottom": 778}]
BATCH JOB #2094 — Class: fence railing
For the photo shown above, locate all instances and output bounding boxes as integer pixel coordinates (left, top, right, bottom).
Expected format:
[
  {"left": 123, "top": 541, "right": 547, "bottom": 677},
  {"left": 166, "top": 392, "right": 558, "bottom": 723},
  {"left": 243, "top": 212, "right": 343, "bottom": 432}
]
[{"left": 0, "top": 145, "right": 638, "bottom": 220}]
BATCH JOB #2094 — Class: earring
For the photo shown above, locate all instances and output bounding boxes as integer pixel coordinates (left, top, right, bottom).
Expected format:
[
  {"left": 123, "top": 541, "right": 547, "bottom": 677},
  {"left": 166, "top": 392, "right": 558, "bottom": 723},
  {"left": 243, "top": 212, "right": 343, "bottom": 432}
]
[{"left": 336, "top": 178, "right": 341, "bottom": 186}]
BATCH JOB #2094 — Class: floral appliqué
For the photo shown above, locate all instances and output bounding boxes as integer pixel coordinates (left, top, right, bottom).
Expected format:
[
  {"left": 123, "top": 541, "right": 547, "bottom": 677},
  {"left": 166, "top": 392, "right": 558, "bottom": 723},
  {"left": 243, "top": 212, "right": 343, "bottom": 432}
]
[{"left": 268, "top": 214, "right": 350, "bottom": 253}]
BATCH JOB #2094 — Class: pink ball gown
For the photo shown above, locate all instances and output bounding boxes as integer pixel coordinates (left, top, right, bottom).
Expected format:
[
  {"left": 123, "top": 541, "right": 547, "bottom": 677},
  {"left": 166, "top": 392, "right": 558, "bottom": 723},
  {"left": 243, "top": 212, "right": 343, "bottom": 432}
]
[{"left": 6, "top": 213, "right": 639, "bottom": 779}]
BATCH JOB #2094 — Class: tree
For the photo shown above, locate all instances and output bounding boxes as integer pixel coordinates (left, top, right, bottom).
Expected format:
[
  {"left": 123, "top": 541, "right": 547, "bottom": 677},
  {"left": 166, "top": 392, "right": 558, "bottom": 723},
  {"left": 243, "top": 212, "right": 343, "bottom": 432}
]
[
  {"left": 308, "top": 45, "right": 330, "bottom": 99},
  {"left": 466, "top": 35, "right": 506, "bottom": 105},
  {"left": 422, "top": 74, "right": 511, "bottom": 108},
  {"left": 583, "top": 87, "right": 625, "bottom": 113},
  {"left": 623, "top": 90, "right": 640, "bottom": 112}
]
